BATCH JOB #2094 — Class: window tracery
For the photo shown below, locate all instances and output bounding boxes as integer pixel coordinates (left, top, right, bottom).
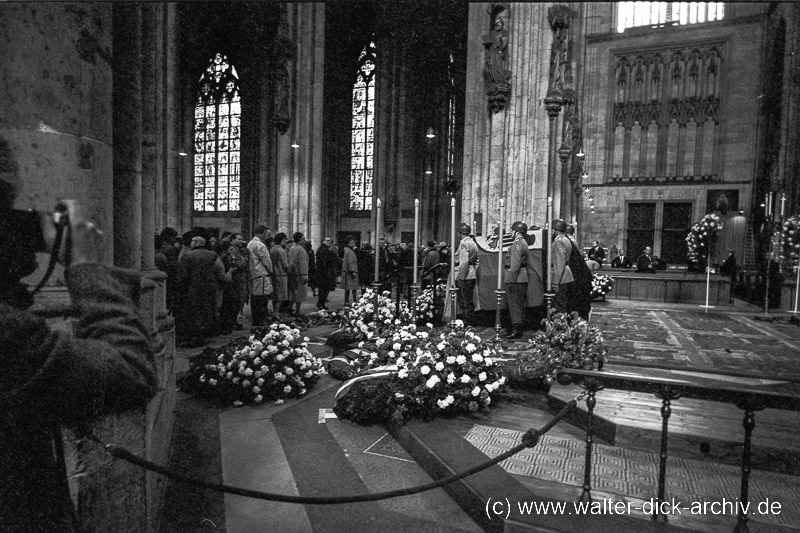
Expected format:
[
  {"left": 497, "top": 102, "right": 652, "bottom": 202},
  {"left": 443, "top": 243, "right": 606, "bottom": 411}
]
[
  {"left": 193, "top": 53, "right": 241, "bottom": 213},
  {"left": 349, "top": 40, "right": 376, "bottom": 212}
]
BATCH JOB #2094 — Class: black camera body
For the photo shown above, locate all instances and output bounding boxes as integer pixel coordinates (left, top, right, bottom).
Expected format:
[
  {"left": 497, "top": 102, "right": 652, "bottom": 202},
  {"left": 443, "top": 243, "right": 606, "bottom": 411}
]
[{"left": 7, "top": 203, "right": 69, "bottom": 254}]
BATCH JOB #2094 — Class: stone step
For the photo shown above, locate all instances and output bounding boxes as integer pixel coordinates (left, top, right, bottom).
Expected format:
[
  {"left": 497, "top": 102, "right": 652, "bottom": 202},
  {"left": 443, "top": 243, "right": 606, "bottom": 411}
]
[{"left": 547, "top": 383, "right": 800, "bottom": 476}]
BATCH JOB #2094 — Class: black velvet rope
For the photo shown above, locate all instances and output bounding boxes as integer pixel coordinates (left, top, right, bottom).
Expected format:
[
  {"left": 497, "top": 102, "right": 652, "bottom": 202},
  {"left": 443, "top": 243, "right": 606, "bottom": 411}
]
[{"left": 89, "top": 399, "right": 578, "bottom": 505}]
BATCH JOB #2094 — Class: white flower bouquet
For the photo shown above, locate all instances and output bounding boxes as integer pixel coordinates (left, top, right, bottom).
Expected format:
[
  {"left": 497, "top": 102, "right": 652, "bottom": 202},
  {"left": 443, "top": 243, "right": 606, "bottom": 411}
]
[
  {"left": 182, "top": 323, "right": 325, "bottom": 406},
  {"left": 590, "top": 274, "right": 614, "bottom": 300}
]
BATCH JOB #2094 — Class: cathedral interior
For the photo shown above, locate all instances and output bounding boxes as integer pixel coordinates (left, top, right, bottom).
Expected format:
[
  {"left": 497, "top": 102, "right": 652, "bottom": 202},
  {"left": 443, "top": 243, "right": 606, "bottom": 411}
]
[{"left": 3, "top": 1, "right": 800, "bottom": 531}]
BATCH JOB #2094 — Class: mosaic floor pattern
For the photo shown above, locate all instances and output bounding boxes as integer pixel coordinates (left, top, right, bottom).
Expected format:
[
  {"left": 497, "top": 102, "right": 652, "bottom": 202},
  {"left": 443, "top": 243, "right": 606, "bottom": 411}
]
[
  {"left": 589, "top": 308, "right": 800, "bottom": 379},
  {"left": 465, "top": 424, "right": 800, "bottom": 530}
]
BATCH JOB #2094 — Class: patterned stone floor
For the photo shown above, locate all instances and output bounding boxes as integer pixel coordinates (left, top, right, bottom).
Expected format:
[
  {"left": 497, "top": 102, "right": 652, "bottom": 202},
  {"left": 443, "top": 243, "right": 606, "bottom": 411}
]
[
  {"left": 586, "top": 306, "right": 800, "bottom": 380},
  {"left": 466, "top": 424, "right": 800, "bottom": 531}
]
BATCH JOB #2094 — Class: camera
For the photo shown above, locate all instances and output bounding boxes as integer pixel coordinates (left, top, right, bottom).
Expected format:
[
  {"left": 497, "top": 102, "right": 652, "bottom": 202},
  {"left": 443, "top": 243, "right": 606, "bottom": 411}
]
[{"left": 7, "top": 203, "right": 70, "bottom": 254}]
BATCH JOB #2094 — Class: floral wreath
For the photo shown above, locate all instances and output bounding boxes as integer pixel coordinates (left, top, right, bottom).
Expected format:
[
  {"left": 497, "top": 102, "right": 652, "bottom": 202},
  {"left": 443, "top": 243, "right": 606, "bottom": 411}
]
[
  {"left": 686, "top": 213, "right": 723, "bottom": 263},
  {"left": 782, "top": 215, "right": 800, "bottom": 264},
  {"left": 181, "top": 323, "right": 325, "bottom": 406},
  {"left": 333, "top": 320, "right": 507, "bottom": 425}
]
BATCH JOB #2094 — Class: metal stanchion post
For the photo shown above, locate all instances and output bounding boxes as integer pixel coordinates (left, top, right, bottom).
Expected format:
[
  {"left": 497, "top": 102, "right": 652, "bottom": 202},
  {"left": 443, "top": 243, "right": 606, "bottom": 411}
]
[{"left": 494, "top": 288, "right": 505, "bottom": 350}]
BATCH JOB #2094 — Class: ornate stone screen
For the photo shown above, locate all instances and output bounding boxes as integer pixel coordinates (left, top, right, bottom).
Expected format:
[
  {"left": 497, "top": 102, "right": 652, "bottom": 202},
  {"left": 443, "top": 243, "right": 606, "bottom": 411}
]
[{"left": 608, "top": 43, "right": 723, "bottom": 184}]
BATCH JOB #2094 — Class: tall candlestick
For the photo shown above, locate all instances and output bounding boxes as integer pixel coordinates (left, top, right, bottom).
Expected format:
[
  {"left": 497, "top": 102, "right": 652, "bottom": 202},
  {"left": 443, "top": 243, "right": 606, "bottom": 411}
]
[
  {"left": 781, "top": 194, "right": 786, "bottom": 217},
  {"left": 413, "top": 199, "right": 420, "bottom": 284},
  {"left": 497, "top": 199, "right": 505, "bottom": 292},
  {"left": 547, "top": 196, "right": 553, "bottom": 294},
  {"left": 450, "top": 198, "right": 457, "bottom": 324},
  {"left": 767, "top": 193, "right": 773, "bottom": 217},
  {"left": 375, "top": 199, "right": 381, "bottom": 283},
  {"left": 494, "top": 199, "right": 506, "bottom": 348},
  {"left": 450, "top": 198, "right": 456, "bottom": 281}
]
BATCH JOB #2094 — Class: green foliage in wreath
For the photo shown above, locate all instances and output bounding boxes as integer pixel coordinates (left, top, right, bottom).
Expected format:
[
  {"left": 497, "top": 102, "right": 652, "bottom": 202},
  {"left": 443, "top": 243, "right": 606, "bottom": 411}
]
[{"left": 503, "top": 312, "right": 606, "bottom": 390}]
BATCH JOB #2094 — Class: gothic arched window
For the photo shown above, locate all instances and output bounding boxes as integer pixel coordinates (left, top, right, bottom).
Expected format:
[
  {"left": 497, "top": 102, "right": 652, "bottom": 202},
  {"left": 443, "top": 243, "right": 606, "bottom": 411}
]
[
  {"left": 194, "top": 53, "right": 241, "bottom": 213},
  {"left": 350, "top": 40, "right": 376, "bottom": 211},
  {"left": 617, "top": 2, "right": 724, "bottom": 33}
]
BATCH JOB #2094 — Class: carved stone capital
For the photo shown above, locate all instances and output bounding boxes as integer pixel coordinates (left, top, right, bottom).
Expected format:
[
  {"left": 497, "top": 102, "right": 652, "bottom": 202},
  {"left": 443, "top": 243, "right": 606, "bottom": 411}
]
[
  {"left": 544, "top": 96, "right": 563, "bottom": 119},
  {"left": 548, "top": 4, "right": 571, "bottom": 31},
  {"left": 558, "top": 142, "right": 572, "bottom": 163}
]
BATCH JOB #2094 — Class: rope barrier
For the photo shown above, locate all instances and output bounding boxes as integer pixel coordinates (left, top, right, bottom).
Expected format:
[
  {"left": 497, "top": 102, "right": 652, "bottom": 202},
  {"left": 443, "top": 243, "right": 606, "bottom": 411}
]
[{"left": 87, "top": 396, "right": 580, "bottom": 505}]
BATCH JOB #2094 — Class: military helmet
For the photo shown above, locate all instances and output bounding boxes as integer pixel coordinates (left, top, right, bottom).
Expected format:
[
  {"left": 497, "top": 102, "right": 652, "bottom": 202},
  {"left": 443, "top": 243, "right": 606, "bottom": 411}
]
[
  {"left": 552, "top": 219, "right": 567, "bottom": 232},
  {"left": 566, "top": 224, "right": 575, "bottom": 235},
  {"left": 458, "top": 223, "right": 471, "bottom": 235},
  {"left": 511, "top": 221, "right": 528, "bottom": 234}
]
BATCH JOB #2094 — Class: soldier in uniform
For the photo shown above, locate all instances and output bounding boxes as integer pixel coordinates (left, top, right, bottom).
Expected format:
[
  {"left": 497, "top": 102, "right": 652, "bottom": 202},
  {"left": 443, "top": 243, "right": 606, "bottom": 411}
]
[
  {"left": 550, "top": 219, "right": 574, "bottom": 314},
  {"left": 455, "top": 223, "right": 479, "bottom": 325},
  {"left": 505, "top": 221, "right": 529, "bottom": 338}
]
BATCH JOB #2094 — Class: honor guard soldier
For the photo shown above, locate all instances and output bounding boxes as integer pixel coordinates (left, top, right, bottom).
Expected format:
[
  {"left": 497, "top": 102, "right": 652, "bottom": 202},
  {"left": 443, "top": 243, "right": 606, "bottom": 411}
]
[
  {"left": 456, "top": 223, "right": 479, "bottom": 325},
  {"left": 505, "top": 221, "right": 529, "bottom": 338},
  {"left": 550, "top": 219, "right": 575, "bottom": 314}
]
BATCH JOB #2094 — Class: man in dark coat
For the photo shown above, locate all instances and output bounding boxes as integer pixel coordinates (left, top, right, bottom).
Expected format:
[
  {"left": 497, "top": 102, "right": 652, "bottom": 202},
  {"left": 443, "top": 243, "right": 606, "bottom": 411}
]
[
  {"left": 177, "top": 235, "right": 230, "bottom": 344},
  {"left": 565, "top": 224, "right": 593, "bottom": 320},
  {"left": 0, "top": 156, "right": 156, "bottom": 533},
  {"left": 637, "top": 246, "right": 656, "bottom": 273},
  {"left": 315, "top": 237, "right": 338, "bottom": 310}
]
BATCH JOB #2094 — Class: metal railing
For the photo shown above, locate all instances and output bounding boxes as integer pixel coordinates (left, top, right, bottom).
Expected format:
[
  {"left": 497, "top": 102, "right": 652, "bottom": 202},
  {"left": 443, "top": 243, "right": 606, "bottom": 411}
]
[{"left": 556, "top": 366, "right": 800, "bottom": 533}]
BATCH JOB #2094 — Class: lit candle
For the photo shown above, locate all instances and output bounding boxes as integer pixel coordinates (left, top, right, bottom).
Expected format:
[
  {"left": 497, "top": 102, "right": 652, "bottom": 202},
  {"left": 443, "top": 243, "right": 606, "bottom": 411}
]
[
  {"left": 547, "top": 197, "right": 553, "bottom": 293},
  {"left": 375, "top": 198, "right": 381, "bottom": 283},
  {"left": 781, "top": 193, "right": 786, "bottom": 217},
  {"left": 497, "top": 199, "right": 505, "bottom": 292},
  {"left": 413, "top": 198, "right": 420, "bottom": 284},
  {"left": 450, "top": 197, "right": 456, "bottom": 285}
]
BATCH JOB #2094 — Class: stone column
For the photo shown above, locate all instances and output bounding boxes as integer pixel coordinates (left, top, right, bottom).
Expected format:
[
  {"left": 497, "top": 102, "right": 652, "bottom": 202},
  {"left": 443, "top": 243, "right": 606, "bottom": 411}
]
[
  {"left": 463, "top": 3, "right": 552, "bottom": 232},
  {"left": 113, "top": 3, "right": 143, "bottom": 270},
  {"left": 141, "top": 3, "right": 157, "bottom": 272},
  {"left": 544, "top": 4, "right": 571, "bottom": 221}
]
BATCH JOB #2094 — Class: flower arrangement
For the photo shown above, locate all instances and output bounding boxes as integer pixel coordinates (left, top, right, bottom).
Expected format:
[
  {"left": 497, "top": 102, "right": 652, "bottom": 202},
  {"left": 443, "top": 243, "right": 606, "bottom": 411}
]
[
  {"left": 181, "top": 323, "right": 325, "bottom": 406},
  {"left": 686, "top": 213, "right": 723, "bottom": 264},
  {"left": 337, "top": 288, "right": 412, "bottom": 339},
  {"left": 333, "top": 320, "right": 507, "bottom": 425},
  {"left": 502, "top": 312, "right": 606, "bottom": 389},
  {"left": 590, "top": 274, "right": 614, "bottom": 300},
  {"left": 414, "top": 286, "right": 445, "bottom": 324},
  {"left": 782, "top": 215, "right": 800, "bottom": 264}
]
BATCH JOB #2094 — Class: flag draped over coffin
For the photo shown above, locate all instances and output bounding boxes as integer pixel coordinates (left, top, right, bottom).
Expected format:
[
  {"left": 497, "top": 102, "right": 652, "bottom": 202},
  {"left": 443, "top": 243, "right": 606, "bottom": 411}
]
[{"left": 443, "top": 230, "right": 545, "bottom": 320}]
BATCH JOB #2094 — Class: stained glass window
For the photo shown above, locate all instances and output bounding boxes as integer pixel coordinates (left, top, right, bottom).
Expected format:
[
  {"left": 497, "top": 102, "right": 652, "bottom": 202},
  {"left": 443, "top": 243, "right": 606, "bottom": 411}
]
[
  {"left": 350, "top": 40, "right": 376, "bottom": 211},
  {"left": 617, "top": 2, "right": 724, "bottom": 33},
  {"left": 194, "top": 53, "right": 241, "bottom": 212}
]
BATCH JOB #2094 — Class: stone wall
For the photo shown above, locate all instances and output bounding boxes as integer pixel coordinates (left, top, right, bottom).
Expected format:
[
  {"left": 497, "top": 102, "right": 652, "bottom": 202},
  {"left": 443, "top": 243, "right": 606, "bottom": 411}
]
[
  {"left": 577, "top": 3, "right": 766, "bottom": 264},
  {"left": 1, "top": 3, "right": 176, "bottom": 531}
]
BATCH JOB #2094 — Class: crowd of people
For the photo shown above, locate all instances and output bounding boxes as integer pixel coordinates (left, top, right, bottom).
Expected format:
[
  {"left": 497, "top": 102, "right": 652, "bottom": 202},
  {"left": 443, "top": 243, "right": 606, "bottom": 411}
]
[{"left": 155, "top": 226, "right": 456, "bottom": 347}]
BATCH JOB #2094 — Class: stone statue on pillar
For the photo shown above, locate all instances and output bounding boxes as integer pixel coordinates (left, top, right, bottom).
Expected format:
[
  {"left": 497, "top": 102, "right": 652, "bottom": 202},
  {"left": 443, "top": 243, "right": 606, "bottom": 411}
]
[
  {"left": 545, "top": 5, "right": 571, "bottom": 109},
  {"left": 272, "top": 19, "right": 293, "bottom": 135},
  {"left": 482, "top": 4, "right": 511, "bottom": 113}
]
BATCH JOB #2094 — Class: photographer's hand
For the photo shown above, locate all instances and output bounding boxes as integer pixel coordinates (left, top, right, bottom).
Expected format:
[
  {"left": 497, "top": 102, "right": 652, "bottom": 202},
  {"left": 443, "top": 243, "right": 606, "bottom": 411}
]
[{"left": 58, "top": 200, "right": 105, "bottom": 266}]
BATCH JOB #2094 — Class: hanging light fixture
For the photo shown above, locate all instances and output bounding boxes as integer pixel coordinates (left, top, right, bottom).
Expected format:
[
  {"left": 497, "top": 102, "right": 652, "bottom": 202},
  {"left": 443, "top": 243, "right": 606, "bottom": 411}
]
[
  {"left": 581, "top": 171, "right": 589, "bottom": 180},
  {"left": 291, "top": 138, "right": 300, "bottom": 149},
  {"left": 584, "top": 186, "right": 591, "bottom": 193},
  {"left": 425, "top": 164, "right": 433, "bottom": 175},
  {"left": 426, "top": 127, "right": 435, "bottom": 139},
  {"left": 576, "top": 148, "right": 585, "bottom": 158}
]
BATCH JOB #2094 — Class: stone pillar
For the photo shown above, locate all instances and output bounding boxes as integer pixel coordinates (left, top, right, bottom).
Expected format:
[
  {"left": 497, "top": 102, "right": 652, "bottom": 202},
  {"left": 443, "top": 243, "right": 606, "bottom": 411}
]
[
  {"left": 463, "top": 3, "right": 552, "bottom": 233},
  {"left": 141, "top": 3, "right": 157, "bottom": 272},
  {"left": 0, "top": 2, "right": 115, "bottom": 270},
  {"left": 113, "top": 3, "right": 143, "bottom": 270}
]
